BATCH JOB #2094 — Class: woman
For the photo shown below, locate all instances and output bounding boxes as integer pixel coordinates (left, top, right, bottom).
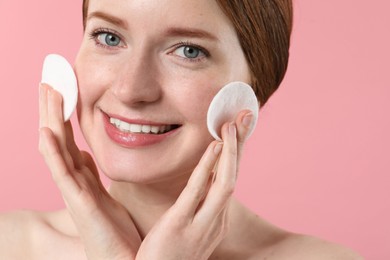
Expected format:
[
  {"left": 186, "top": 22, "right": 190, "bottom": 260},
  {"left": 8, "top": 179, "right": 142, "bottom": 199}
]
[{"left": 0, "top": 0, "right": 362, "bottom": 259}]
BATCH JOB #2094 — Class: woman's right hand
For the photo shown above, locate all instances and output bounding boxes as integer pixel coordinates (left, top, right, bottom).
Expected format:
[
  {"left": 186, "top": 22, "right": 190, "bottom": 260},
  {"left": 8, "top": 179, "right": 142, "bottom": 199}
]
[
  {"left": 38, "top": 84, "right": 142, "bottom": 259},
  {"left": 135, "top": 111, "right": 253, "bottom": 260}
]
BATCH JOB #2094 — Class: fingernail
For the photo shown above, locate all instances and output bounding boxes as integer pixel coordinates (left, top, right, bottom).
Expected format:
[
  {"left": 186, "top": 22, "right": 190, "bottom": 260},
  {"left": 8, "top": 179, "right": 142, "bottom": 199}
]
[
  {"left": 229, "top": 122, "right": 236, "bottom": 136},
  {"left": 47, "top": 86, "right": 53, "bottom": 97},
  {"left": 242, "top": 112, "right": 253, "bottom": 128},
  {"left": 214, "top": 142, "right": 223, "bottom": 154}
]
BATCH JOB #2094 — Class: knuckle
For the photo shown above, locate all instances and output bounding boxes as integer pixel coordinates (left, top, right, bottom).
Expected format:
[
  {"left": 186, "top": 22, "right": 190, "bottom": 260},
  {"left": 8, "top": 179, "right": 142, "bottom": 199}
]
[
  {"left": 217, "top": 182, "right": 235, "bottom": 198},
  {"left": 218, "top": 173, "right": 236, "bottom": 190},
  {"left": 76, "top": 189, "right": 98, "bottom": 209},
  {"left": 187, "top": 181, "right": 206, "bottom": 200},
  {"left": 162, "top": 207, "right": 189, "bottom": 230},
  {"left": 170, "top": 215, "right": 188, "bottom": 230},
  {"left": 51, "top": 167, "right": 68, "bottom": 182},
  {"left": 227, "top": 146, "right": 237, "bottom": 157},
  {"left": 237, "top": 139, "right": 245, "bottom": 150},
  {"left": 224, "top": 186, "right": 235, "bottom": 197},
  {"left": 219, "top": 223, "right": 229, "bottom": 238}
]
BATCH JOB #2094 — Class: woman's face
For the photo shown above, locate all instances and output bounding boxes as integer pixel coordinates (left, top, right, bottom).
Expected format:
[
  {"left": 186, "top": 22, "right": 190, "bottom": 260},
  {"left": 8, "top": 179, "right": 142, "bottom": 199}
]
[{"left": 75, "top": 0, "right": 251, "bottom": 183}]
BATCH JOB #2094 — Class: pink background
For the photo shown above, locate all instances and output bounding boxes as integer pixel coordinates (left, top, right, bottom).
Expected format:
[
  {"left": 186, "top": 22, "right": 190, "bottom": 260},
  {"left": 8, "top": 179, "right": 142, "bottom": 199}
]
[{"left": 1, "top": 0, "right": 389, "bottom": 258}]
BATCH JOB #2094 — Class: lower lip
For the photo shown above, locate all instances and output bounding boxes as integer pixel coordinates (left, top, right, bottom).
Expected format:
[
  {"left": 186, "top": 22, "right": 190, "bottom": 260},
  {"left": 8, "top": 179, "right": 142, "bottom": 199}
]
[{"left": 103, "top": 113, "right": 179, "bottom": 148}]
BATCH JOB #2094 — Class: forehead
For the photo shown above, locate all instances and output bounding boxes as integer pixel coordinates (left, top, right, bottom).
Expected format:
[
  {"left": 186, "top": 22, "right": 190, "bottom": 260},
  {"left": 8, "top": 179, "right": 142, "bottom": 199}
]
[{"left": 86, "top": 0, "right": 235, "bottom": 36}]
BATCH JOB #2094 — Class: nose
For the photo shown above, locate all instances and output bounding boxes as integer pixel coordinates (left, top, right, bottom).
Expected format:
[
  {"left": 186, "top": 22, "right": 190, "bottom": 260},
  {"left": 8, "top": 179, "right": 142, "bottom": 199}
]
[{"left": 111, "top": 51, "right": 162, "bottom": 106}]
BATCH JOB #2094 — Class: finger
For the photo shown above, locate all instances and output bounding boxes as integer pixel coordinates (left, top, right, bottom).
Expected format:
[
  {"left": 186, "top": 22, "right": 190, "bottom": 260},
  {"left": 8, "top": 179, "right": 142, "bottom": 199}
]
[
  {"left": 235, "top": 110, "right": 254, "bottom": 164},
  {"left": 39, "top": 83, "right": 49, "bottom": 128},
  {"left": 64, "top": 121, "right": 83, "bottom": 169},
  {"left": 173, "top": 141, "right": 223, "bottom": 219},
  {"left": 195, "top": 122, "right": 237, "bottom": 223},
  {"left": 80, "top": 151, "right": 107, "bottom": 195},
  {"left": 39, "top": 127, "right": 80, "bottom": 199},
  {"left": 47, "top": 87, "right": 66, "bottom": 146},
  {"left": 47, "top": 87, "right": 75, "bottom": 167}
]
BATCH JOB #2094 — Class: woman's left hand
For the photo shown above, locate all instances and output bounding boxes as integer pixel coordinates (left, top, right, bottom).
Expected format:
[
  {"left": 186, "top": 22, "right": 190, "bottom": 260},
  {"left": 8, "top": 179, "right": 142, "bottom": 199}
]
[
  {"left": 136, "top": 111, "right": 254, "bottom": 260},
  {"left": 38, "top": 84, "right": 142, "bottom": 259}
]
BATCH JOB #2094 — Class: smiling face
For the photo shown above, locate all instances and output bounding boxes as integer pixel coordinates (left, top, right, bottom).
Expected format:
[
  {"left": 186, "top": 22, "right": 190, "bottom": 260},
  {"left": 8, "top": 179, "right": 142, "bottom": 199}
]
[{"left": 75, "top": 0, "right": 251, "bottom": 184}]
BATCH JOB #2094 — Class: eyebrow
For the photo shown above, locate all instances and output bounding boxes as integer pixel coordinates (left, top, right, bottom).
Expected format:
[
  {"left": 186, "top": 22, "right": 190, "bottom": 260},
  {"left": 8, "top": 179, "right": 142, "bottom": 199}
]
[
  {"left": 87, "top": 11, "right": 128, "bottom": 29},
  {"left": 165, "top": 27, "right": 219, "bottom": 41},
  {"left": 87, "top": 11, "right": 218, "bottom": 42}
]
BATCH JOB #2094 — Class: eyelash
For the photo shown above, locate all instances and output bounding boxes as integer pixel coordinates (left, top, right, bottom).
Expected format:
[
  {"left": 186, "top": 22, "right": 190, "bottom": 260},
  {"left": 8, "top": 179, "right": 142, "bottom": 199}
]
[
  {"left": 88, "top": 28, "right": 210, "bottom": 63},
  {"left": 89, "top": 27, "right": 125, "bottom": 50},
  {"left": 172, "top": 41, "right": 210, "bottom": 63}
]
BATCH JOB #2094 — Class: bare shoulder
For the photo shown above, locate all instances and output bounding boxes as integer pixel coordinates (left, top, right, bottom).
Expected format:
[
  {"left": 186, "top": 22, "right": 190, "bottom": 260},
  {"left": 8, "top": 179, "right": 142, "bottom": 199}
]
[
  {"left": 222, "top": 200, "right": 364, "bottom": 260},
  {"left": 0, "top": 210, "right": 81, "bottom": 259},
  {"left": 252, "top": 233, "right": 364, "bottom": 260},
  {"left": 0, "top": 210, "right": 44, "bottom": 258}
]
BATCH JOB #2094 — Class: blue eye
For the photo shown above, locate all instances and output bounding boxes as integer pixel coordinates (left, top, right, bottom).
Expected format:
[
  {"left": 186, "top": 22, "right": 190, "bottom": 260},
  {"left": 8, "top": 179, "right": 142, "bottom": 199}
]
[
  {"left": 90, "top": 28, "right": 125, "bottom": 49},
  {"left": 174, "top": 45, "right": 206, "bottom": 60},
  {"left": 183, "top": 46, "right": 200, "bottom": 58},
  {"left": 97, "top": 32, "right": 122, "bottom": 47}
]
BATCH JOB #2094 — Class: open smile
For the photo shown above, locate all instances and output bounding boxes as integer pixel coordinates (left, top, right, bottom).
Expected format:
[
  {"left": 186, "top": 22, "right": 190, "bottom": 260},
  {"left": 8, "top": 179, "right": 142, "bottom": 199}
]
[
  {"left": 101, "top": 110, "right": 182, "bottom": 148},
  {"left": 109, "top": 117, "right": 180, "bottom": 135}
]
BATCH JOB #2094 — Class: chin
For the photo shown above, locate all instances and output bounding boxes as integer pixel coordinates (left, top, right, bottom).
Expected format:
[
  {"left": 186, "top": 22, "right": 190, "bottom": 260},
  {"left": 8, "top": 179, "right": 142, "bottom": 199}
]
[{"left": 94, "top": 149, "right": 192, "bottom": 185}]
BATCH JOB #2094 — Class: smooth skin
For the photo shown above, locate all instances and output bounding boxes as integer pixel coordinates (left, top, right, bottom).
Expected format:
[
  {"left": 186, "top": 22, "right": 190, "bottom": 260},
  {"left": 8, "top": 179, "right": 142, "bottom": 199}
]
[
  {"left": 0, "top": 0, "right": 363, "bottom": 259},
  {"left": 0, "top": 87, "right": 362, "bottom": 260}
]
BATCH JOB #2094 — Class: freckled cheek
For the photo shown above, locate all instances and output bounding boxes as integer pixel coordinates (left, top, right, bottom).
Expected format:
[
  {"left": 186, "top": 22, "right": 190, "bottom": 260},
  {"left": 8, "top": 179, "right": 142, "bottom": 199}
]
[
  {"left": 173, "top": 77, "right": 222, "bottom": 124},
  {"left": 76, "top": 59, "right": 115, "bottom": 112}
]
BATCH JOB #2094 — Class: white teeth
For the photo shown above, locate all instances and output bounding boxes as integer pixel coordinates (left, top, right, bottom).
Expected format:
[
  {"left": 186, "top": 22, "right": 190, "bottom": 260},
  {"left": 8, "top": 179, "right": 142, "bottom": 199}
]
[
  {"left": 110, "top": 117, "right": 172, "bottom": 134},
  {"left": 142, "top": 125, "right": 151, "bottom": 133},
  {"left": 130, "top": 124, "right": 142, "bottom": 133},
  {"left": 110, "top": 118, "right": 122, "bottom": 128},
  {"left": 120, "top": 122, "right": 131, "bottom": 132},
  {"left": 151, "top": 126, "right": 159, "bottom": 134}
]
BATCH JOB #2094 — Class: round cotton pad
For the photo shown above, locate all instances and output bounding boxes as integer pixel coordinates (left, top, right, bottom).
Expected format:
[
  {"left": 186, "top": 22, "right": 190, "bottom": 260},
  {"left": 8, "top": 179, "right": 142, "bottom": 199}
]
[
  {"left": 41, "top": 54, "right": 78, "bottom": 121},
  {"left": 207, "top": 81, "right": 259, "bottom": 141}
]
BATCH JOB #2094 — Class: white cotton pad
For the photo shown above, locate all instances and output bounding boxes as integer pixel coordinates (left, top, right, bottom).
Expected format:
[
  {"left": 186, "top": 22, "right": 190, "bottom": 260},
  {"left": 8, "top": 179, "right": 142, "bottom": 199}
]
[
  {"left": 41, "top": 54, "right": 78, "bottom": 121},
  {"left": 207, "top": 81, "right": 259, "bottom": 141}
]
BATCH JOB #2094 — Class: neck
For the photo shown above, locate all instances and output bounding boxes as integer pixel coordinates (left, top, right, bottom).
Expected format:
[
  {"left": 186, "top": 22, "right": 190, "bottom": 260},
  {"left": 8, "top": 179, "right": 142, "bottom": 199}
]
[
  {"left": 108, "top": 173, "right": 190, "bottom": 239},
  {"left": 107, "top": 179, "right": 268, "bottom": 259}
]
